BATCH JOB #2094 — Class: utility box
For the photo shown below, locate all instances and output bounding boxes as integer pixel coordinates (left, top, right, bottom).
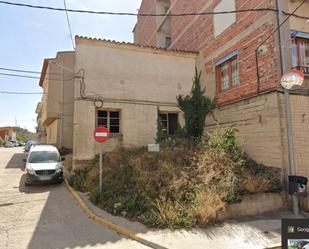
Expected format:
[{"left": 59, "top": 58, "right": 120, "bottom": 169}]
[{"left": 288, "top": 176, "right": 308, "bottom": 196}]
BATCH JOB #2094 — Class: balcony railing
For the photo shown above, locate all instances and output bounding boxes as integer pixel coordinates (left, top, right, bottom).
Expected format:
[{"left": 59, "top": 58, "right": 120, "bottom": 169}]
[{"left": 293, "top": 65, "right": 309, "bottom": 75}]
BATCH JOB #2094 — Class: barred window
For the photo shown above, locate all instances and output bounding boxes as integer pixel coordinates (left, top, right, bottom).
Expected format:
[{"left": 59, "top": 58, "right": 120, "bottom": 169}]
[
  {"left": 292, "top": 38, "right": 309, "bottom": 67},
  {"left": 216, "top": 54, "right": 239, "bottom": 92}
]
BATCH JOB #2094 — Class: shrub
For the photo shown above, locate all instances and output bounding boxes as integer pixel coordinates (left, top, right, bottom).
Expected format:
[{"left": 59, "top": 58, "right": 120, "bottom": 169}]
[
  {"left": 90, "top": 186, "right": 102, "bottom": 204},
  {"left": 177, "top": 68, "right": 216, "bottom": 139},
  {"left": 68, "top": 169, "right": 88, "bottom": 192},
  {"left": 69, "top": 127, "right": 282, "bottom": 229}
]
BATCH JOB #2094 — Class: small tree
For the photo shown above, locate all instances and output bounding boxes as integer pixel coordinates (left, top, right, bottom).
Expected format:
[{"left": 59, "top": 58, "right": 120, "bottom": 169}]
[{"left": 177, "top": 68, "right": 215, "bottom": 139}]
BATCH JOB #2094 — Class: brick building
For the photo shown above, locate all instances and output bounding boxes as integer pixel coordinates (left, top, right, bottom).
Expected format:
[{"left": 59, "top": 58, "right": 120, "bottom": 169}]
[{"left": 134, "top": 0, "right": 309, "bottom": 202}]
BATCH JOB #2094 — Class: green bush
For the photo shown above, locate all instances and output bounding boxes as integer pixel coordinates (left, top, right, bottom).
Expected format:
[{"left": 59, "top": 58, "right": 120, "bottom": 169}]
[
  {"left": 68, "top": 169, "right": 88, "bottom": 192},
  {"left": 90, "top": 186, "right": 102, "bottom": 204}
]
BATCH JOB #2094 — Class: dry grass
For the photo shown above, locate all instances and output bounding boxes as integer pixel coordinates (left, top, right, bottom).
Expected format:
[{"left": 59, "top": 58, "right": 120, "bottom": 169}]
[{"left": 69, "top": 128, "right": 282, "bottom": 229}]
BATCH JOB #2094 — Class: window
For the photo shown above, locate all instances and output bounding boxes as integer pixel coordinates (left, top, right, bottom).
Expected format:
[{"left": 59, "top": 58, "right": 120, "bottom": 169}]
[
  {"left": 292, "top": 38, "right": 309, "bottom": 69},
  {"left": 159, "top": 113, "right": 178, "bottom": 135},
  {"left": 165, "top": 37, "right": 172, "bottom": 48},
  {"left": 97, "top": 110, "right": 120, "bottom": 134},
  {"left": 216, "top": 54, "right": 239, "bottom": 92},
  {"left": 214, "top": 0, "right": 236, "bottom": 37}
]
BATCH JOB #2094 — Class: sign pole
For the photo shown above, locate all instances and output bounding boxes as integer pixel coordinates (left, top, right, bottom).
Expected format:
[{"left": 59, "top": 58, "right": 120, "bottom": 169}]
[
  {"left": 99, "top": 148, "right": 103, "bottom": 194},
  {"left": 281, "top": 69, "right": 304, "bottom": 216},
  {"left": 93, "top": 126, "right": 109, "bottom": 195},
  {"left": 284, "top": 88, "right": 299, "bottom": 215}
]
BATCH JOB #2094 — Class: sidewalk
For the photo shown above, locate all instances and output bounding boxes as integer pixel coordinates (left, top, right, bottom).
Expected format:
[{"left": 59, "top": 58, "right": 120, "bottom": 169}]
[{"left": 77, "top": 192, "right": 304, "bottom": 249}]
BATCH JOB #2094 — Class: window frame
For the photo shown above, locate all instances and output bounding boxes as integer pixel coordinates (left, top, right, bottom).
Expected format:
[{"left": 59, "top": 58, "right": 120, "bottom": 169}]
[
  {"left": 215, "top": 51, "right": 239, "bottom": 93},
  {"left": 292, "top": 37, "right": 309, "bottom": 68},
  {"left": 158, "top": 112, "right": 178, "bottom": 136},
  {"left": 165, "top": 37, "right": 172, "bottom": 48},
  {"left": 96, "top": 109, "right": 121, "bottom": 134}
]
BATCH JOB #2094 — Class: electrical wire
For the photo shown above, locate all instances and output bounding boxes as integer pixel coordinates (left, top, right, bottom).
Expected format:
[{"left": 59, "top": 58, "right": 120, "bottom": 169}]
[
  {"left": 0, "top": 72, "right": 78, "bottom": 81},
  {"left": 0, "top": 67, "right": 66, "bottom": 76},
  {"left": 63, "top": 0, "right": 75, "bottom": 50},
  {"left": 0, "top": 1, "right": 308, "bottom": 19},
  {"left": 257, "top": 0, "right": 307, "bottom": 50},
  {"left": 0, "top": 72, "right": 39, "bottom": 79},
  {"left": 0, "top": 91, "right": 44, "bottom": 95}
]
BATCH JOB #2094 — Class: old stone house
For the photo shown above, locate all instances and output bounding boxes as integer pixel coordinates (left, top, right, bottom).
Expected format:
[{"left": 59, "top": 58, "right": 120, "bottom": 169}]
[
  {"left": 0, "top": 127, "right": 16, "bottom": 142},
  {"left": 134, "top": 0, "right": 309, "bottom": 195}
]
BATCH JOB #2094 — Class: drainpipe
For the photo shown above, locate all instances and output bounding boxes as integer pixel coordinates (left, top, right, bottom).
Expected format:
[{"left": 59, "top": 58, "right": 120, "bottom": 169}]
[{"left": 60, "top": 58, "right": 64, "bottom": 149}]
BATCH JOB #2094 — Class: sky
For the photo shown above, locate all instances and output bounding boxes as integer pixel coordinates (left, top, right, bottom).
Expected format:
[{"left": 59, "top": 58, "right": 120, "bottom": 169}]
[{"left": 0, "top": 0, "right": 142, "bottom": 132}]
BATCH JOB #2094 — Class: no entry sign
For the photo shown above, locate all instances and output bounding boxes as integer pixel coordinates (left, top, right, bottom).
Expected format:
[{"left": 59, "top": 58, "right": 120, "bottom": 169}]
[{"left": 93, "top": 126, "right": 109, "bottom": 143}]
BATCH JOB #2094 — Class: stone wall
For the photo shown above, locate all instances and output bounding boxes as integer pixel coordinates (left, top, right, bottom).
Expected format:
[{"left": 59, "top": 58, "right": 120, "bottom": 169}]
[
  {"left": 206, "top": 92, "right": 284, "bottom": 168},
  {"left": 278, "top": 92, "right": 309, "bottom": 187},
  {"left": 218, "top": 193, "right": 284, "bottom": 220}
]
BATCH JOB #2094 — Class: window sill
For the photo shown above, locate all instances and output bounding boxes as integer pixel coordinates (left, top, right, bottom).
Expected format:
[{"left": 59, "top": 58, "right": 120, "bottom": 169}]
[{"left": 109, "top": 133, "right": 123, "bottom": 138}]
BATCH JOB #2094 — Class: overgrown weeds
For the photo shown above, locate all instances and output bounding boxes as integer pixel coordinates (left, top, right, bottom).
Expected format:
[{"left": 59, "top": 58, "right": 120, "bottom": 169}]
[{"left": 69, "top": 127, "right": 282, "bottom": 229}]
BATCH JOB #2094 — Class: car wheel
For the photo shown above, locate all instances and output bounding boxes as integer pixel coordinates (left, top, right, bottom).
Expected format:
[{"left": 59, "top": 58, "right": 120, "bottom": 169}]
[{"left": 24, "top": 175, "right": 31, "bottom": 186}]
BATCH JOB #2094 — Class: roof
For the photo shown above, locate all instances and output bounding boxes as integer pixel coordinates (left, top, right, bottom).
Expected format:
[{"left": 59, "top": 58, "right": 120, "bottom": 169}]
[
  {"left": 39, "top": 51, "right": 74, "bottom": 87},
  {"left": 75, "top": 35, "right": 198, "bottom": 55},
  {"left": 30, "top": 145, "right": 59, "bottom": 153},
  {"left": 39, "top": 58, "right": 52, "bottom": 87},
  {"left": 0, "top": 126, "right": 16, "bottom": 132}
]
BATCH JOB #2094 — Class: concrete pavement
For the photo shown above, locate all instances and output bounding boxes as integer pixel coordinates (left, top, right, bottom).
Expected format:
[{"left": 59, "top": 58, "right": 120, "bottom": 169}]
[{"left": 0, "top": 147, "right": 149, "bottom": 249}]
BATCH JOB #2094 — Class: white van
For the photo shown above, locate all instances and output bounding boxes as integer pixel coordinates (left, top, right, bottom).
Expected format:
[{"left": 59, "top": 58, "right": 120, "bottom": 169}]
[{"left": 23, "top": 145, "right": 64, "bottom": 185}]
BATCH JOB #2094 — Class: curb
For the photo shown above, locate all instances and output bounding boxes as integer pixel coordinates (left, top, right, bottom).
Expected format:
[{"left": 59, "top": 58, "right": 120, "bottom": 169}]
[{"left": 64, "top": 179, "right": 168, "bottom": 249}]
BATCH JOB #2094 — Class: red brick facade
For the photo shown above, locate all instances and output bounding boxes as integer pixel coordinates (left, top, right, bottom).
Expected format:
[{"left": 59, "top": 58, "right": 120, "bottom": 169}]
[
  {"left": 134, "top": 0, "right": 282, "bottom": 105},
  {"left": 133, "top": 0, "right": 157, "bottom": 46}
]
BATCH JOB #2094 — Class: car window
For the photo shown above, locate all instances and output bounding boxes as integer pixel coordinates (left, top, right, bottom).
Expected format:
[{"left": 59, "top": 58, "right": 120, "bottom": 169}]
[{"left": 28, "top": 151, "right": 60, "bottom": 163}]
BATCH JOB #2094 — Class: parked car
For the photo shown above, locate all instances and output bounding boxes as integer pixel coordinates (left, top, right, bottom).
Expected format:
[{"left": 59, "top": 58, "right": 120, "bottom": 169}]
[
  {"left": 24, "top": 140, "right": 38, "bottom": 152},
  {"left": 23, "top": 145, "right": 65, "bottom": 185},
  {"left": 4, "top": 141, "right": 14, "bottom": 148},
  {"left": 9, "top": 140, "right": 18, "bottom": 147}
]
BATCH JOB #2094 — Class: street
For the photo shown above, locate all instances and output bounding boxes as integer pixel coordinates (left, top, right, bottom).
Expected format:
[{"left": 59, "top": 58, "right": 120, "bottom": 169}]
[{"left": 0, "top": 147, "right": 148, "bottom": 249}]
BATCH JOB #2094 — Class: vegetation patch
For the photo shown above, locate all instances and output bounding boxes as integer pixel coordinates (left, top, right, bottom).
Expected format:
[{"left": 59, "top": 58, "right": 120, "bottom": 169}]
[{"left": 69, "top": 128, "right": 282, "bottom": 229}]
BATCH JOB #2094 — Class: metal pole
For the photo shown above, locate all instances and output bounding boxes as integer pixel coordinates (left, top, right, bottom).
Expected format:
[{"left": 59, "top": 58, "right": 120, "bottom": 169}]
[
  {"left": 99, "top": 151, "right": 103, "bottom": 194},
  {"left": 284, "top": 88, "right": 299, "bottom": 215}
]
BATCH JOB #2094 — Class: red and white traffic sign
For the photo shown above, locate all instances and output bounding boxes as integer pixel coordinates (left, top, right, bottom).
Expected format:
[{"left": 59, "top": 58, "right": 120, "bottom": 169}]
[{"left": 93, "top": 126, "right": 109, "bottom": 143}]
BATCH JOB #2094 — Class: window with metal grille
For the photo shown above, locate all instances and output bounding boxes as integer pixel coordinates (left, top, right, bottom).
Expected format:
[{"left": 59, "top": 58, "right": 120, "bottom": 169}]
[
  {"left": 159, "top": 113, "right": 178, "bottom": 135},
  {"left": 97, "top": 110, "right": 120, "bottom": 134},
  {"left": 216, "top": 54, "right": 239, "bottom": 92},
  {"left": 293, "top": 38, "right": 309, "bottom": 68}
]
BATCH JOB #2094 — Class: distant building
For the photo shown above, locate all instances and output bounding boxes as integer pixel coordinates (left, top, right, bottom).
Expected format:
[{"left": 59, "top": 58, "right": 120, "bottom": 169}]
[{"left": 0, "top": 127, "right": 17, "bottom": 142}]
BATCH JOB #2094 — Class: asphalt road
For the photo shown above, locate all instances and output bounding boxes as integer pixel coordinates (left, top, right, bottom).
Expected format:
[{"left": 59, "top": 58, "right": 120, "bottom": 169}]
[{"left": 0, "top": 147, "right": 148, "bottom": 249}]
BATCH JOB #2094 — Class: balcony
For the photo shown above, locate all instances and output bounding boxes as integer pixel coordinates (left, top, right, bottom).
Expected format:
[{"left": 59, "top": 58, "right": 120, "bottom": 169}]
[
  {"left": 293, "top": 65, "right": 309, "bottom": 76},
  {"left": 40, "top": 61, "right": 61, "bottom": 126}
]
